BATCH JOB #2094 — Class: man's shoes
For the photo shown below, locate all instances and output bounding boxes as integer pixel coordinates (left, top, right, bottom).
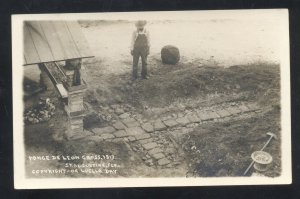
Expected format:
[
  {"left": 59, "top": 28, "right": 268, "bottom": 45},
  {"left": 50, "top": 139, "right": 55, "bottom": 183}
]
[{"left": 142, "top": 76, "right": 149, "bottom": 80}]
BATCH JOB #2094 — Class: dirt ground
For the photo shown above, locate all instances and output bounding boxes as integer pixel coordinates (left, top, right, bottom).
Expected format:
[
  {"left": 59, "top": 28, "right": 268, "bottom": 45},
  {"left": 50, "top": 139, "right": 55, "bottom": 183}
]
[{"left": 24, "top": 20, "right": 281, "bottom": 178}]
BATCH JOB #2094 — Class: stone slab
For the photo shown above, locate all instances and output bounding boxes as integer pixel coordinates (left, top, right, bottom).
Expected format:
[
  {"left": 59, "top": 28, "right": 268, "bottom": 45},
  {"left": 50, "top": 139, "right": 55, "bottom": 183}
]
[
  {"left": 238, "top": 104, "right": 250, "bottom": 112},
  {"left": 127, "top": 136, "right": 136, "bottom": 142},
  {"left": 176, "top": 117, "right": 191, "bottom": 126},
  {"left": 148, "top": 147, "right": 163, "bottom": 155},
  {"left": 67, "top": 84, "right": 87, "bottom": 92},
  {"left": 247, "top": 103, "right": 260, "bottom": 111},
  {"left": 123, "top": 118, "right": 140, "bottom": 128},
  {"left": 152, "top": 153, "right": 165, "bottom": 160},
  {"left": 113, "top": 121, "right": 126, "bottom": 130},
  {"left": 163, "top": 119, "right": 178, "bottom": 127},
  {"left": 226, "top": 107, "right": 242, "bottom": 115},
  {"left": 93, "top": 126, "right": 116, "bottom": 135},
  {"left": 141, "top": 123, "right": 154, "bottom": 133},
  {"left": 142, "top": 142, "right": 158, "bottom": 150},
  {"left": 197, "top": 111, "right": 209, "bottom": 121},
  {"left": 135, "top": 133, "right": 151, "bottom": 140},
  {"left": 126, "top": 127, "right": 145, "bottom": 136},
  {"left": 209, "top": 111, "right": 220, "bottom": 118},
  {"left": 122, "top": 118, "right": 137, "bottom": 124},
  {"left": 113, "top": 130, "right": 128, "bottom": 138},
  {"left": 83, "top": 130, "right": 94, "bottom": 136},
  {"left": 67, "top": 133, "right": 87, "bottom": 140},
  {"left": 101, "top": 133, "right": 115, "bottom": 140},
  {"left": 187, "top": 113, "right": 201, "bottom": 123},
  {"left": 68, "top": 95, "right": 83, "bottom": 103},
  {"left": 70, "top": 123, "right": 83, "bottom": 130},
  {"left": 68, "top": 103, "right": 84, "bottom": 112},
  {"left": 205, "top": 111, "right": 217, "bottom": 120},
  {"left": 139, "top": 138, "right": 154, "bottom": 145},
  {"left": 158, "top": 158, "right": 171, "bottom": 166},
  {"left": 69, "top": 118, "right": 83, "bottom": 125},
  {"left": 216, "top": 109, "right": 231, "bottom": 118},
  {"left": 119, "top": 112, "right": 130, "bottom": 119},
  {"left": 85, "top": 135, "right": 104, "bottom": 143},
  {"left": 110, "top": 104, "right": 119, "bottom": 109},
  {"left": 154, "top": 120, "right": 167, "bottom": 131},
  {"left": 161, "top": 115, "right": 173, "bottom": 121},
  {"left": 112, "top": 138, "right": 124, "bottom": 142},
  {"left": 65, "top": 105, "right": 85, "bottom": 117},
  {"left": 115, "top": 108, "right": 124, "bottom": 115},
  {"left": 199, "top": 111, "right": 218, "bottom": 120},
  {"left": 126, "top": 121, "right": 140, "bottom": 128}
]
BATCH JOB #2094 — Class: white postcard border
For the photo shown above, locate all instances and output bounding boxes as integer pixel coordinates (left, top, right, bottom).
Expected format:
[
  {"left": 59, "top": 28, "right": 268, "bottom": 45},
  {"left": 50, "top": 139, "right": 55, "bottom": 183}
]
[{"left": 12, "top": 9, "right": 291, "bottom": 189}]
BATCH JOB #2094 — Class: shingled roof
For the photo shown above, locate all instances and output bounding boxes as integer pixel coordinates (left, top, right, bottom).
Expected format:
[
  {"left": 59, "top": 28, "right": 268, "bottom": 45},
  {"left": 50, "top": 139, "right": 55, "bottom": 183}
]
[{"left": 23, "top": 21, "right": 93, "bottom": 65}]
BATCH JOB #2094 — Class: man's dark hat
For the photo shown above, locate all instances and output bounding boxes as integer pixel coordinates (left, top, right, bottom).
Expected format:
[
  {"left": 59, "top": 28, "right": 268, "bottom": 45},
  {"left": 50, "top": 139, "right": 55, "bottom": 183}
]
[{"left": 135, "top": 20, "right": 147, "bottom": 27}]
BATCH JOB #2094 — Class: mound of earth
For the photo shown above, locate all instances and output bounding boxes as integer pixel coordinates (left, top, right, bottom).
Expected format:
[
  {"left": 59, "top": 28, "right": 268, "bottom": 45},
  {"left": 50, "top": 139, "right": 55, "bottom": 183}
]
[{"left": 95, "top": 63, "right": 280, "bottom": 108}]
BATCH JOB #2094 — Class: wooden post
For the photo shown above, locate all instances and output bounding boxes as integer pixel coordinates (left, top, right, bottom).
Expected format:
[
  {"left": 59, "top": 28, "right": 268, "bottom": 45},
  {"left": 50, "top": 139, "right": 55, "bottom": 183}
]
[
  {"left": 64, "top": 59, "right": 82, "bottom": 87},
  {"left": 38, "top": 64, "right": 55, "bottom": 91}
]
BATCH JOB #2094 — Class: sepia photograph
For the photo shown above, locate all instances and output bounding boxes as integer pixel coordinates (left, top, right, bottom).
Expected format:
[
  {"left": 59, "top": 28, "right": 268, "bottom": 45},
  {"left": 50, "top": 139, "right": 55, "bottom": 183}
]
[{"left": 12, "top": 10, "right": 291, "bottom": 188}]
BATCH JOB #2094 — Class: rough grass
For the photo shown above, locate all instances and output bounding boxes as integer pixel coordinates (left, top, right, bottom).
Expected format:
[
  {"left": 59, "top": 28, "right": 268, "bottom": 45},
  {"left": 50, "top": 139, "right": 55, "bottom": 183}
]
[
  {"left": 182, "top": 107, "right": 281, "bottom": 177},
  {"left": 98, "top": 62, "right": 280, "bottom": 108}
]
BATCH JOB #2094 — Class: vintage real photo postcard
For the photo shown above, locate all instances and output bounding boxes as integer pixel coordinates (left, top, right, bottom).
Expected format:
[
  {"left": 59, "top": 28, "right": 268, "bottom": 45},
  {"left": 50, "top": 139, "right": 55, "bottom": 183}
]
[{"left": 12, "top": 9, "right": 291, "bottom": 189}]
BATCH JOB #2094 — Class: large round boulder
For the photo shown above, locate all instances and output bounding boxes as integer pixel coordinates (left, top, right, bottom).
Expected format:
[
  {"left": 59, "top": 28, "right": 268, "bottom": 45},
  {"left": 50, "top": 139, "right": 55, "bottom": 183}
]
[{"left": 161, "top": 45, "right": 180, "bottom": 65}]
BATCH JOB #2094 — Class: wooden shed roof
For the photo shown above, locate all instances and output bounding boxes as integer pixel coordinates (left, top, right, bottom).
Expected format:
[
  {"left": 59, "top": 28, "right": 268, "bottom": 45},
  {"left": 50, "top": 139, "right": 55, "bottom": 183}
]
[{"left": 24, "top": 21, "right": 93, "bottom": 65}]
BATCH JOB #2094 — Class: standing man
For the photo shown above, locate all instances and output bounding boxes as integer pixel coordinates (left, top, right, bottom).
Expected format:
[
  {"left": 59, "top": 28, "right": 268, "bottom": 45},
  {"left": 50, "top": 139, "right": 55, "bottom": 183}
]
[{"left": 130, "top": 20, "right": 150, "bottom": 80}]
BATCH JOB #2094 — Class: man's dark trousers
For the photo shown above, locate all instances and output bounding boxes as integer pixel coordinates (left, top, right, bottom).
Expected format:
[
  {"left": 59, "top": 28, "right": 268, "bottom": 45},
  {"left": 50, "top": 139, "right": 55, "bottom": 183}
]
[{"left": 132, "top": 47, "right": 148, "bottom": 79}]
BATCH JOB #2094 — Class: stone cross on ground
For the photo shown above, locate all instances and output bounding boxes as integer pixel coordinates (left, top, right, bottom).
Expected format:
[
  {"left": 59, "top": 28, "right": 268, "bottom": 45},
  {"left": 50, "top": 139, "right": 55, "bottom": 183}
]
[{"left": 84, "top": 101, "right": 261, "bottom": 169}]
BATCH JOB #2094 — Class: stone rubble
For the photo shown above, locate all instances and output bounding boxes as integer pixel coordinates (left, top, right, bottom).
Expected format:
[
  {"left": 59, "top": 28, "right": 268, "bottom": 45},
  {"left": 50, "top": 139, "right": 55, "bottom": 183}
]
[
  {"left": 141, "top": 123, "right": 154, "bottom": 132},
  {"left": 24, "top": 98, "right": 56, "bottom": 124}
]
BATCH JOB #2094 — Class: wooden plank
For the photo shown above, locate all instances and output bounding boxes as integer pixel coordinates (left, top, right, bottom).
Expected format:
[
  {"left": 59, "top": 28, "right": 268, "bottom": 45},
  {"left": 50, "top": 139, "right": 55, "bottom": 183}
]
[
  {"left": 43, "top": 63, "right": 58, "bottom": 85},
  {"left": 26, "top": 21, "right": 54, "bottom": 63},
  {"left": 65, "top": 21, "right": 93, "bottom": 57},
  {"left": 23, "top": 21, "right": 93, "bottom": 65},
  {"left": 56, "top": 83, "right": 68, "bottom": 98},
  {"left": 43, "top": 63, "right": 68, "bottom": 99},
  {"left": 52, "top": 21, "right": 81, "bottom": 60},
  {"left": 23, "top": 24, "right": 41, "bottom": 65},
  {"left": 39, "top": 21, "right": 67, "bottom": 61}
]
